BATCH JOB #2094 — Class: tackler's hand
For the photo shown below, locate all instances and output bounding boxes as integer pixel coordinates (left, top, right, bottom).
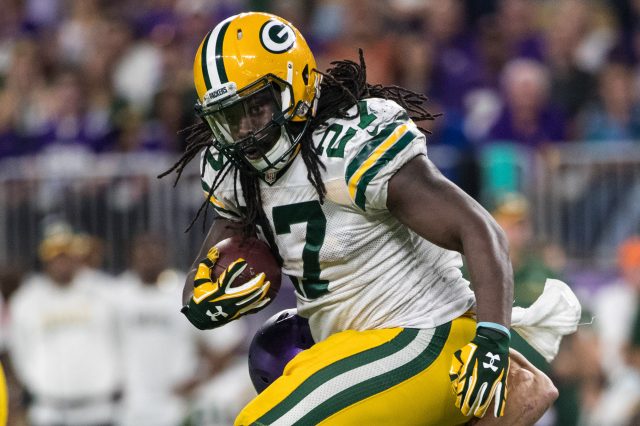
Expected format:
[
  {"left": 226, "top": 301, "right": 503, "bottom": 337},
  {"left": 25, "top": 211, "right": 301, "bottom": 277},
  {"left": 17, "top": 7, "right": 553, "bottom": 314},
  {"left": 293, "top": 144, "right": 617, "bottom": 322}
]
[
  {"left": 449, "top": 323, "right": 510, "bottom": 418},
  {"left": 181, "top": 247, "right": 272, "bottom": 330}
]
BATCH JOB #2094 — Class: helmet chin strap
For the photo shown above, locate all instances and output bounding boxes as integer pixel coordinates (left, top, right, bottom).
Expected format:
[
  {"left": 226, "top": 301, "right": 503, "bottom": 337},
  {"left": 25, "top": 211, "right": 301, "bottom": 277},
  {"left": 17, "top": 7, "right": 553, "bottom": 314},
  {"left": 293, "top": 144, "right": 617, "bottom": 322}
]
[{"left": 247, "top": 129, "right": 295, "bottom": 173}]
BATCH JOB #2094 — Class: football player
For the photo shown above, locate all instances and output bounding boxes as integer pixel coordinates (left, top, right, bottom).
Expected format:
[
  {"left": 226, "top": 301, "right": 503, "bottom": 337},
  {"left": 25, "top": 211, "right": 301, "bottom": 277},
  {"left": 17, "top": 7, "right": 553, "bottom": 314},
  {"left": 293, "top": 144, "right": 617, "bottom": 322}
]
[{"left": 165, "top": 12, "right": 558, "bottom": 425}]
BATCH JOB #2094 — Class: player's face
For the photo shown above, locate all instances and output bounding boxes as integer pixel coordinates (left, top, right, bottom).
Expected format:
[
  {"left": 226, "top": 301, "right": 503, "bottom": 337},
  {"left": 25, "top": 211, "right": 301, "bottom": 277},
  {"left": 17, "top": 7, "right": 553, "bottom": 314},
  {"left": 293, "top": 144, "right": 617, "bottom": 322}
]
[
  {"left": 226, "top": 90, "right": 281, "bottom": 159},
  {"left": 203, "top": 85, "right": 282, "bottom": 161}
]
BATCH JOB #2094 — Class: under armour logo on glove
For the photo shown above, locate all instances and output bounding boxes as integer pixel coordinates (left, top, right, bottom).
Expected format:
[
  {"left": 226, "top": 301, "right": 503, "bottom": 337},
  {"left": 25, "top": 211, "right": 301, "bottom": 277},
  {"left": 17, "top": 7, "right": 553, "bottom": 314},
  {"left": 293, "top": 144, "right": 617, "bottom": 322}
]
[
  {"left": 449, "top": 325, "right": 510, "bottom": 418},
  {"left": 483, "top": 353, "right": 501, "bottom": 372},
  {"left": 206, "top": 306, "right": 229, "bottom": 321}
]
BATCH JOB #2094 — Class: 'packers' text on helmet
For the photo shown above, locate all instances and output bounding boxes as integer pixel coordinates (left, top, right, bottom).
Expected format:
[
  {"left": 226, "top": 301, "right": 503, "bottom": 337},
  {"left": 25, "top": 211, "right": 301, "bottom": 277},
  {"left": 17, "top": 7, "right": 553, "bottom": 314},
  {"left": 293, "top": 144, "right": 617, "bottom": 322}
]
[{"left": 193, "top": 12, "right": 321, "bottom": 183}]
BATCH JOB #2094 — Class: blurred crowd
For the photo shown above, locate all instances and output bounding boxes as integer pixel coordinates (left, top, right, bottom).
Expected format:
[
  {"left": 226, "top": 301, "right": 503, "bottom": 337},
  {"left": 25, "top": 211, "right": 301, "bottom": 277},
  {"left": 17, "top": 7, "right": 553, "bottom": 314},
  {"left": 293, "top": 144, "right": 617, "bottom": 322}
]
[
  {"left": 3, "top": 200, "right": 640, "bottom": 425},
  {"left": 1, "top": 0, "right": 640, "bottom": 239},
  {"left": 2, "top": 0, "right": 640, "bottom": 425},
  {"left": 1, "top": 0, "right": 640, "bottom": 165},
  {"left": 0, "top": 223, "right": 299, "bottom": 425},
  {"left": 476, "top": 194, "right": 640, "bottom": 426}
]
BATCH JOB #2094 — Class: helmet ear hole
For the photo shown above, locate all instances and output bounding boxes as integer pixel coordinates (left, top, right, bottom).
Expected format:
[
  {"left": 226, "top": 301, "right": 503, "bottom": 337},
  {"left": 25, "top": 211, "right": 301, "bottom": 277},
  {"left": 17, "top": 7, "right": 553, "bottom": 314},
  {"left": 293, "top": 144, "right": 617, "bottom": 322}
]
[{"left": 302, "top": 64, "right": 309, "bottom": 85}]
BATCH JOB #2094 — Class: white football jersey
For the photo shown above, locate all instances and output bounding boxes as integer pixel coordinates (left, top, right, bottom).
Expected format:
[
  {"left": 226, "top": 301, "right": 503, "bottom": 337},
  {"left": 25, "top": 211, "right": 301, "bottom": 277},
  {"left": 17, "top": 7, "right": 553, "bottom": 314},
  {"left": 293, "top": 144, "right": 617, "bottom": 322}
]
[{"left": 201, "top": 98, "right": 475, "bottom": 341}]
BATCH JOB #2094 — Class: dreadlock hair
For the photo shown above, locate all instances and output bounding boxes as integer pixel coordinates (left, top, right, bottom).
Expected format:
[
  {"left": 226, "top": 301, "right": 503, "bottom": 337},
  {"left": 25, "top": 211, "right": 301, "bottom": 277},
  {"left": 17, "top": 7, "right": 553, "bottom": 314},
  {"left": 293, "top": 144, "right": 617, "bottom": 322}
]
[{"left": 160, "top": 50, "right": 438, "bottom": 262}]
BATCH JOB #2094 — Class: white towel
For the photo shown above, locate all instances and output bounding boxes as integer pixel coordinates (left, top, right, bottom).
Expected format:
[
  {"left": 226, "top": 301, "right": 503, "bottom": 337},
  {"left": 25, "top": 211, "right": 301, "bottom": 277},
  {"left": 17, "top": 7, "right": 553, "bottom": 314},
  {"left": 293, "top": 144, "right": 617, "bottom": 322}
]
[{"left": 511, "top": 279, "right": 582, "bottom": 362}]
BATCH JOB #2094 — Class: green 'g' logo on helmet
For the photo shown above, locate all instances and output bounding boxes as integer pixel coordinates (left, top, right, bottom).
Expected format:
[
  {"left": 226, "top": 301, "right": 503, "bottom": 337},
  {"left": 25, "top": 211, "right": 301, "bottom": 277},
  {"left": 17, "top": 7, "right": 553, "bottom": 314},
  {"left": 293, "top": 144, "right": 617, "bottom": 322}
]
[{"left": 259, "top": 20, "right": 295, "bottom": 53}]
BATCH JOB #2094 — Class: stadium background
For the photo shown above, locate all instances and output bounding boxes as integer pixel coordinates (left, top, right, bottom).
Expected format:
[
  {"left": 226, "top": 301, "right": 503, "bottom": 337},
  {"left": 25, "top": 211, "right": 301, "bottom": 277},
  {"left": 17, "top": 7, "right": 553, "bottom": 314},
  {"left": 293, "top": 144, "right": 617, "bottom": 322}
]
[{"left": 1, "top": 0, "right": 640, "bottom": 424}]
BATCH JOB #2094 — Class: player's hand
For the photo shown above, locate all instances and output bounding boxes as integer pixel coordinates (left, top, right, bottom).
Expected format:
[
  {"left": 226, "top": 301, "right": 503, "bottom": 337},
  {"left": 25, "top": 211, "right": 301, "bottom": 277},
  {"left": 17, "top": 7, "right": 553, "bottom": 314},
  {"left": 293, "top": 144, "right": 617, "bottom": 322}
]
[
  {"left": 449, "top": 325, "right": 510, "bottom": 418},
  {"left": 181, "top": 246, "right": 272, "bottom": 330}
]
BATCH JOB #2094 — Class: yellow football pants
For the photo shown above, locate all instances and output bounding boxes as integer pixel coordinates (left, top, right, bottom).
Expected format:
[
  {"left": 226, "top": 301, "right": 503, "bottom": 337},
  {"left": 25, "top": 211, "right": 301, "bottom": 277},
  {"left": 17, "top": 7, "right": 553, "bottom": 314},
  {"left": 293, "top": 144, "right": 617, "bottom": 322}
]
[
  {"left": 0, "top": 362, "right": 7, "bottom": 426},
  {"left": 236, "top": 316, "right": 476, "bottom": 425}
]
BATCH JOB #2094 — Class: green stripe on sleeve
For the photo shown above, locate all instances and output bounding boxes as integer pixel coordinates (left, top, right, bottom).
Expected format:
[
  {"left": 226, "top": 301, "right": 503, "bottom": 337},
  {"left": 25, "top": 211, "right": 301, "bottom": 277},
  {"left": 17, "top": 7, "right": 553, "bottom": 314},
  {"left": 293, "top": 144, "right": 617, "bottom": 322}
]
[
  {"left": 215, "top": 21, "right": 230, "bottom": 84},
  {"left": 354, "top": 129, "right": 419, "bottom": 210},
  {"left": 293, "top": 323, "right": 451, "bottom": 425},
  {"left": 254, "top": 328, "right": 419, "bottom": 425},
  {"left": 201, "top": 179, "right": 210, "bottom": 193},
  {"left": 344, "top": 120, "right": 404, "bottom": 184},
  {"left": 205, "top": 148, "right": 225, "bottom": 171}
]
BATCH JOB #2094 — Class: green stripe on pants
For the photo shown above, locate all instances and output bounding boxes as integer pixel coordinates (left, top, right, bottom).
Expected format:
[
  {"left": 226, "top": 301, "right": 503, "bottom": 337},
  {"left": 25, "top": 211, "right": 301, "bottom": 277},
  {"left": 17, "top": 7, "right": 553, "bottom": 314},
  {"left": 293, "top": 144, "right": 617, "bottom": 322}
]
[
  {"left": 254, "top": 328, "right": 420, "bottom": 425},
  {"left": 293, "top": 323, "right": 451, "bottom": 425}
]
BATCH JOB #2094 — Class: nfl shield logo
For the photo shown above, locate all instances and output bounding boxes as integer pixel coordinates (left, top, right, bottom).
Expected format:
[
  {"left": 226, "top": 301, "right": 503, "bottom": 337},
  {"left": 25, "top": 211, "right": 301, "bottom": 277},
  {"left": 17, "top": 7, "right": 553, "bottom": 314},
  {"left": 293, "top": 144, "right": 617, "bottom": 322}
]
[{"left": 265, "top": 170, "right": 277, "bottom": 184}]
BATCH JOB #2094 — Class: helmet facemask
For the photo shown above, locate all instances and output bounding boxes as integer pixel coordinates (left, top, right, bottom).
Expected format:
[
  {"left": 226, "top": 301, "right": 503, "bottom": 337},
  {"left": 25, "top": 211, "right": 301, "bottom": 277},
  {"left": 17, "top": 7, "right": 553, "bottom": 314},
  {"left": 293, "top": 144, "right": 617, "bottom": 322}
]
[{"left": 196, "top": 74, "right": 311, "bottom": 183}]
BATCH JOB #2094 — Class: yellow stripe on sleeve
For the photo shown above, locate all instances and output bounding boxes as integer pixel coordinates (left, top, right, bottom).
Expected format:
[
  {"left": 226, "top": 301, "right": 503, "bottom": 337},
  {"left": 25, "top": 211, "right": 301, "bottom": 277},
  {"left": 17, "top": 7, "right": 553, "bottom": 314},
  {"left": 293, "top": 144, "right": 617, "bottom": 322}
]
[
  {"left": 347, "top": 123, "right": 409, "bottom": 200},
  {"left": 203, "top": 190, "right": 226, "bottom": 209}
]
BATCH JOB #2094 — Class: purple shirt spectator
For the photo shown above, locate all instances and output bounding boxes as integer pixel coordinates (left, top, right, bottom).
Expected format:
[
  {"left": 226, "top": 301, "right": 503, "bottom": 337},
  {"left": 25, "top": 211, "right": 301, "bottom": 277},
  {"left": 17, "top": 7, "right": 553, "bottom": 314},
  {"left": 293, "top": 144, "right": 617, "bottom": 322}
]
[
  {"left": 512, "top": 34, "right": 546, "bottom": 63},
  {"left": 430, "top": 32, "right": 488, "bottom": 112},
  {"left": 486, "top": 105, "right": 566, "bottom": 147},
  {"left": 425, "top": 1, "right": 488, "bottom": 112},
  {"left": 0, "top": 131, "right": 24, "bottom": 159},
  {"left": 484, "top": 58, "right": 566, "bottom": 147},
  {"left": 26, "top": 116, "right": 116, "bottom": 155},
  {"left": 497, "top": 0, "right": 546, "bottom": 63}
]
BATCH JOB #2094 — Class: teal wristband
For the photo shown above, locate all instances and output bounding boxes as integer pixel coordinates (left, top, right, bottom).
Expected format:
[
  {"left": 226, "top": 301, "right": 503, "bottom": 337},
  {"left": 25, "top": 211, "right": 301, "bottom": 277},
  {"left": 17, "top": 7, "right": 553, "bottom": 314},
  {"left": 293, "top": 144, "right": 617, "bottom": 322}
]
[{"left": 477, "top": 321, "right": 511, "bottom": 338}]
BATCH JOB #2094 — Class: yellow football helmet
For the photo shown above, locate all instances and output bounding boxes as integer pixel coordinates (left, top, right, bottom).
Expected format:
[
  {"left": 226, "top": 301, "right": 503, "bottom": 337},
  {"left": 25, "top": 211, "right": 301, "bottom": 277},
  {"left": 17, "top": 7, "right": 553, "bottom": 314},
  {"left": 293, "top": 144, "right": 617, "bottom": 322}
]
[{"left": 193, "top": 12, "right": 321, "bottom": 182}]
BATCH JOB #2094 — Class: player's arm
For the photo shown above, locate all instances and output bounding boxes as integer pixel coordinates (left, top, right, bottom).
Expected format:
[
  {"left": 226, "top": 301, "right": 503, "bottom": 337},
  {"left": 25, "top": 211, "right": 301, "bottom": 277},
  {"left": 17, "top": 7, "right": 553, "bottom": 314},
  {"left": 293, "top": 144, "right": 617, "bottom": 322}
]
[
  {"left": 387, "top": 154, "right": 513, "bottom": 418},
  {"left": 387, "top": 155, "right": 513, "bottom": 326}
]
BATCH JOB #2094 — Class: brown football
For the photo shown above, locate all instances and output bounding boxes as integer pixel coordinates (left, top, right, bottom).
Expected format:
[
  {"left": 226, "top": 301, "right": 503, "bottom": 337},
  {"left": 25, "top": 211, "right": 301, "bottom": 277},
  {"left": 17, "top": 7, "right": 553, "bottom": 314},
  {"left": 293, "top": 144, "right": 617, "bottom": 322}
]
[{"left": 212, "top": 236, "right": 281, "bottom": 298}]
